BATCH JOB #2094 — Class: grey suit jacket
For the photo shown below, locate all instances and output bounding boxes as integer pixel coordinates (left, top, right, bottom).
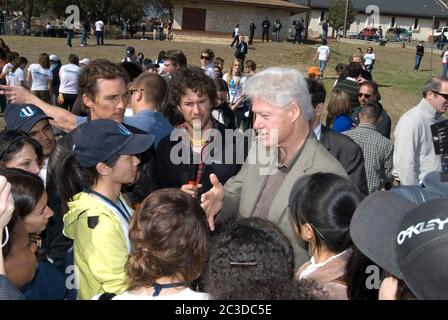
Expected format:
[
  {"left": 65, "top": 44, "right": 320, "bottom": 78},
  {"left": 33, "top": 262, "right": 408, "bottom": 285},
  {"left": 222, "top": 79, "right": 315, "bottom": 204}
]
[{"left": 219, "top": 132, "right": 349, "bottom": 268}]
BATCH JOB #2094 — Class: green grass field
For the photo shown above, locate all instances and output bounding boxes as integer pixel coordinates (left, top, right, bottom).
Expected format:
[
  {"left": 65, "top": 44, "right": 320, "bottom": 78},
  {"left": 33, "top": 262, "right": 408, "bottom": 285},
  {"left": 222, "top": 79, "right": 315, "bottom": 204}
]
[{"left": 2, "top": 34, "right": 443, "bottom": 134}]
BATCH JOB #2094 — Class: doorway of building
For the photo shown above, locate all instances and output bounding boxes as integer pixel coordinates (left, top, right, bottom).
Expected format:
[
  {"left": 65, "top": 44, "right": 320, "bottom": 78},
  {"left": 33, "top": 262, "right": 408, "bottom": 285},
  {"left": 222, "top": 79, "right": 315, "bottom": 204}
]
[{"left": 182, "top": 7, "right": 206, "bottom": 31}]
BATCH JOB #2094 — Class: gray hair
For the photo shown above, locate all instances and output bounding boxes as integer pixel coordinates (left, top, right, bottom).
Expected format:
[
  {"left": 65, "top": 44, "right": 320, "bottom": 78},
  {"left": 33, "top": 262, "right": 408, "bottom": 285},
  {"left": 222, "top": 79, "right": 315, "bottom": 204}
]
[
  {"left": 243, "top": 67, "right": 314, "bottom": 121},
  {"left": 423, "top": 77, "right": 444, "bottom": 98}
]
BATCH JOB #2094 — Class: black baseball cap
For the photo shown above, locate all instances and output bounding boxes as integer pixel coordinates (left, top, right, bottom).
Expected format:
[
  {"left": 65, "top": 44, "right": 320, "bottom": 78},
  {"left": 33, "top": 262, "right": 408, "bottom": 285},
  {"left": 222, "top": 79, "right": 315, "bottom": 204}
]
[
  {"left": 74, "top": 119, "right": 154, "bottom": 169},
  {"left": 350, "top": 191, "right": 448, "bottom": 299},
  {"left": 395, "top": 198, "right": 448, "bottom": 299},
  {"left": 5, "top": 103, "right": 53, "bottom": 133}
]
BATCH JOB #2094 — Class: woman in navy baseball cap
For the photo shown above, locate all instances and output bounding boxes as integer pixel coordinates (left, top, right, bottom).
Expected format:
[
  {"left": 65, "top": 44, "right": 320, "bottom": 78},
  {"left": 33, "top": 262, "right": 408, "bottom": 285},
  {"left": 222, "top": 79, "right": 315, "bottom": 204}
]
[{"left": 59, "top": 119, "right": 154, "bottom": 300}]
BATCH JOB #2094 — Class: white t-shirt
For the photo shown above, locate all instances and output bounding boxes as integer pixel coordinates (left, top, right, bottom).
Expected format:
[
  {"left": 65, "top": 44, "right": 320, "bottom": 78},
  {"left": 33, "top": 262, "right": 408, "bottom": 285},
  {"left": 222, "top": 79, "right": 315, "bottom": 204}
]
[
  {"left": 6, "top": 67, "right": 24, "bottom": 86},
  {"left": 2, "top": 62, "right": 13, "bottom": 74},
  {"left": 59, "top": 63, "right": 81, "bottom": 94},
  {"left": 92, "top": 288, "right": 209, "bottom": 300},
  {"left": 95, "top": 20, "right": 104, "bottom": 32},
  {"left": 317, "top": 45, "right": 330, "bottom": 61},
  {"left": 364, "top": 53, "right": 376, "bottom": 66},
  {"left": 28, "top": 63, "right": 53, "bottom": 91}
]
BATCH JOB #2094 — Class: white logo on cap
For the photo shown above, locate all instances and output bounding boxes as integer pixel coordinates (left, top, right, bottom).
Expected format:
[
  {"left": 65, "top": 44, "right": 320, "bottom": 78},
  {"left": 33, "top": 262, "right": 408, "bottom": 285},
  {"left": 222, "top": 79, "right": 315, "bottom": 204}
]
[
  {"left": 19, "top": 106, "right": 35, "bottom": 118},
  {"left": 397, "top": 217, "right": 448, "bottom": 245},
  {"left": 118, "top": 123, "right": 131, "bottom": 136}
]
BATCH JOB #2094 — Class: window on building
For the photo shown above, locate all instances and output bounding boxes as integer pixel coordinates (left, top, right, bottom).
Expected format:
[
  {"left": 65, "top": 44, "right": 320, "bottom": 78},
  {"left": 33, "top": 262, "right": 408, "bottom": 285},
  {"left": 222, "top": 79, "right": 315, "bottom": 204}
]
[
  {"left": 390, "top": 17, "right": 396, "bottom": 27},
  {"left": 320, "top": 10, "right": 325, "bottom": 22},
  {"left": 434, "top": 19, "right": 441, "bottom": 30},
  {"left": 413, "top": 18, "right": 419, "bottom": 30}
]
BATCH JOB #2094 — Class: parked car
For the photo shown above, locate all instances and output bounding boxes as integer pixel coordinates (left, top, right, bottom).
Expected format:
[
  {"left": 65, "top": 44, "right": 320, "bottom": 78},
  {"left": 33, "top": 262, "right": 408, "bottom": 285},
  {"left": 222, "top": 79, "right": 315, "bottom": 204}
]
[
  {"left": 434, "top": 26, "right": 448, "bottom": 38},
  {"left": 358, "top": 27, "right": 379, "bottom": 41},
  {"left": 385, "top": 28, "right": 412, "bottom": 42}
]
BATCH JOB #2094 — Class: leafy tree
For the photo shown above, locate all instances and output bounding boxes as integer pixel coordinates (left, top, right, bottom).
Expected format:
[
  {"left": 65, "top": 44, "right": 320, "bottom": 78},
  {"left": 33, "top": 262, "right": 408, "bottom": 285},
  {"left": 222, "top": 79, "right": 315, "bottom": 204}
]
[{"left": 327, "top": 0, "right": 357, "bottom": 37}]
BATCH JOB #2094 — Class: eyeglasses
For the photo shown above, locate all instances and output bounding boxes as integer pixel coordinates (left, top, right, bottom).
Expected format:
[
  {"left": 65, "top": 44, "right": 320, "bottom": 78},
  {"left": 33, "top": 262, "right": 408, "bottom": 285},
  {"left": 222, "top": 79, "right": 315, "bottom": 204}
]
[
  {"left": 200, "top": 55, "right": 210, "bottom": 60},
  {"left": 431, "top": 90, "right": 448, "bottom": 100},
  {"left": 358, "top": 93, "right": 371, "bottom": 99}
]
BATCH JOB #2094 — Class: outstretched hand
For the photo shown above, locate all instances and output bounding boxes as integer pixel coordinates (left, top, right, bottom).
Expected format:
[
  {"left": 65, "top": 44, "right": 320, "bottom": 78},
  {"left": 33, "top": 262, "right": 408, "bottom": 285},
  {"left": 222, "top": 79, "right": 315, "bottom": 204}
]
[
  {"left": 200, "top": 174, "right": 224, "bottom": 231},
  {"left": 0, "top": 85, "right": 35, "bottom": 105}
]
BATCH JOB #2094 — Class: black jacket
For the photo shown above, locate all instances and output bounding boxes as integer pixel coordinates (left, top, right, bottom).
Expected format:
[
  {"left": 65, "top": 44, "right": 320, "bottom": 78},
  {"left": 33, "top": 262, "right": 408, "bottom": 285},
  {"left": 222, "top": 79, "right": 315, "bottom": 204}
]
[
  {"left": 235, "top": 42, "right": 248, "bottom": 59},
  {"left": 320, "top": 125, "right": 369, "bottom": 195},
  {"left": 262, "top": 20, "right": 270, "bottom": 30},
  {"left": 156, "top": 123, "right": 248, "bottom": 197}
]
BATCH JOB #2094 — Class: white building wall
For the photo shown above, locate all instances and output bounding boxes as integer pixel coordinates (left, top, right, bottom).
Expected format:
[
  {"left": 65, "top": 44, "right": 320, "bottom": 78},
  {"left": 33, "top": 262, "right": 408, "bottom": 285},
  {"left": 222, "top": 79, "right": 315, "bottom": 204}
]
[
  {"left": 172, "top": 0, "right": 291, "bottom": 40},
  {"left": 290, "top": 10, "right": 448, "bottom": 41}
]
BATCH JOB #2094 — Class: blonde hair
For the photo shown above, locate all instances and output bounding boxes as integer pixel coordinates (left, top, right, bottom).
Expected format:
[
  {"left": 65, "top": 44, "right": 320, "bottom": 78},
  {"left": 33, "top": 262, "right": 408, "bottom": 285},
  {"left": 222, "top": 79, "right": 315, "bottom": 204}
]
[{"left": 327, "top": 90, "right": 350, "bottom": 118}]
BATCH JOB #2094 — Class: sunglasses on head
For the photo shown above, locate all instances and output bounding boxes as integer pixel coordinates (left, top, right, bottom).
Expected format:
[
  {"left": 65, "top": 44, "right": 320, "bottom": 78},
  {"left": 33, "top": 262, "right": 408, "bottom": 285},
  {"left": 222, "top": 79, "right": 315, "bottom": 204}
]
[
  {"left": 200, "top": 55, "right": 210, "bottom": 60},
  {"left": 358, "top": 93, "right": 371, "bottom": 99}
]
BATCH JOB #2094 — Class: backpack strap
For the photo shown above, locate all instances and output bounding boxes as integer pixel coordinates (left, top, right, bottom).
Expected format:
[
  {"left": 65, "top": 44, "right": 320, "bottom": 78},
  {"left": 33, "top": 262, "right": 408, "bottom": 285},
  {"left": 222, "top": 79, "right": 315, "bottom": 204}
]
[{"left": 98, "top": 292, "right": 116, "bottom": 300}]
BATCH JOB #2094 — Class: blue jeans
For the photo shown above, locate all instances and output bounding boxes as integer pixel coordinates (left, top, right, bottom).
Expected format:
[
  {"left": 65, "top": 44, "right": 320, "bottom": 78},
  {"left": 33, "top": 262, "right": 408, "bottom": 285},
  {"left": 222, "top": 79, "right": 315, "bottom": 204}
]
[
  {"left": 442, "top": 63, "right": 448, "bottom": 80},
  {"left": 66, "top": 29, "right": 73, "bottom": 47},
  {"left": 81, "top": 29, "right": 88, "bottom": 45},
  {"left": 294, "top": 32, "right": 302, "bottom": 44},
  {"left": 274, "top": 31, "right": 280, "bottom": 42},
  {"left": 319, "top": 60, "right": 327, "bottom": 77},
  {"left": 415, "top": 55, "right": 422, "bottom": 70}
]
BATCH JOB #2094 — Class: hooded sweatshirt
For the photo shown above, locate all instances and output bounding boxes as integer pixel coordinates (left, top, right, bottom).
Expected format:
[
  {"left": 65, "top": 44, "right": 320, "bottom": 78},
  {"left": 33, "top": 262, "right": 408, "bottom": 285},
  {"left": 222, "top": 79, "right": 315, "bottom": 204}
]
[{"left": 63, "top": 191, "right": 133, "bottom": 300}]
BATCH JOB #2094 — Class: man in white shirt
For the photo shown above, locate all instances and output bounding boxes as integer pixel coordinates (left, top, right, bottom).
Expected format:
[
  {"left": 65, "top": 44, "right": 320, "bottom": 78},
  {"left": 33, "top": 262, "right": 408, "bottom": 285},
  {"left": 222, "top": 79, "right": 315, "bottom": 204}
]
[
  {"left": 313, "top": 39, "right": 330, "bottom": 79},
  {"left": 95, "top": 19, "right": 104, "bottom": 45},
  {"left": 200, "top": 49, "right": 215, "bottom": 79},
  {"left": 393, "top": 78, "right": 448, "bottom": 185},
  {"left": 58, "top": 54, "right": 81, "bottom": 111}
]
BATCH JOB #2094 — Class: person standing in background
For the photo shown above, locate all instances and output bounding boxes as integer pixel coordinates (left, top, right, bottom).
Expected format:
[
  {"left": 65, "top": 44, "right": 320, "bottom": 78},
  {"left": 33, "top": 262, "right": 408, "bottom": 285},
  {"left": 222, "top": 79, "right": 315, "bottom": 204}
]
[
  {"left": 313, "top": 39, "right": 330, "bottom": 79},
  {"left": 81, "top": 17, "right": 90, "bottom": 47},
  {"left": 261, "top": 18, "right": 270, "bottom": 42},
  {"left": 249, "top": 21, "right": 256, "bottom": 45},
  {"left": 95, "top": 18, "right": 104, "bottom": 45},
  {"left": 414, "top": 41, "right": 424, "bottom": 72}
]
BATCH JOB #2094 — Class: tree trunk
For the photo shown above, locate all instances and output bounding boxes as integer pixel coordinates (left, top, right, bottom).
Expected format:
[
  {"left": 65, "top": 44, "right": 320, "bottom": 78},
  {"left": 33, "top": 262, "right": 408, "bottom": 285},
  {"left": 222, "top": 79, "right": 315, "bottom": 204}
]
[{"left": 24, "top": 0, "right": 32, "bottom": 35}]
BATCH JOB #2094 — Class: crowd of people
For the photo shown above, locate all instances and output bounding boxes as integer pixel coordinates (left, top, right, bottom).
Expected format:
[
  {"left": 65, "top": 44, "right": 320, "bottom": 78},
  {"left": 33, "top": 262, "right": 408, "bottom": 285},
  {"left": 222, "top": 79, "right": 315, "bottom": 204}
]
[{"left": 0, "top": 32, "right": 447, "bottom": 302}]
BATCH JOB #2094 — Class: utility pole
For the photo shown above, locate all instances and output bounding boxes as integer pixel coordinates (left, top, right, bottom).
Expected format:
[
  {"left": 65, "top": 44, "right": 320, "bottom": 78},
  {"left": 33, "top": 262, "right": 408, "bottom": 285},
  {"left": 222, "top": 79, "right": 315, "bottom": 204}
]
[
  {"left": 343, "top": 0, "right": 349, "bottom": 38},
  {"left": 304, "top": 0, "right": 311, "bottom": 40},
  {"left": 430, "top": 15, "right": 435, "bottom": 79}
]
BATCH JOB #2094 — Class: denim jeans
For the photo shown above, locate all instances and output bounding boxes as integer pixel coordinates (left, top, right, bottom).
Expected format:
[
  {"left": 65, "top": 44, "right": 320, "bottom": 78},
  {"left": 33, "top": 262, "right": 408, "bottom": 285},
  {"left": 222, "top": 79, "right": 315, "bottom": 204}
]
[
  {"left": 442, "top": 63, "right": 448, "bottom": 79},
  {"left": 274, "top": 31, "right": 280, "bottom": 42},
  {"left": 294, "top": 32, "right": 302, "bottom": 44},
  {"left": 319, "top": 60, "right": 327, "bottom": 77},
  {"left": 414, "top": 55, "right": 422, "bottom": 70},
  {"left": 81, "top": 29, "right": 88, "bottom": 45},
  {"left": 66, "top": 29, "right": 73, "bottom": 47}
]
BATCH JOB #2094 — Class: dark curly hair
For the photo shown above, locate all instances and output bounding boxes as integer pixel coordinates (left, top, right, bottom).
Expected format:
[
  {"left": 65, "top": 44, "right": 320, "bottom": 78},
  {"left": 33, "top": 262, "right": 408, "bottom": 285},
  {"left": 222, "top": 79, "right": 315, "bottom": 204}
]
[
  {"left": 203, "top": 218, "right": 296, "bottom": 299},
  {"left": 168, "top": 66, "right": 217, "bottom": 110},
  {"left": 125, "top": 188, "right": 209, "bottom": 290},
  {"left": 78, "top": 59, "right": 128, "bottom": 102}
]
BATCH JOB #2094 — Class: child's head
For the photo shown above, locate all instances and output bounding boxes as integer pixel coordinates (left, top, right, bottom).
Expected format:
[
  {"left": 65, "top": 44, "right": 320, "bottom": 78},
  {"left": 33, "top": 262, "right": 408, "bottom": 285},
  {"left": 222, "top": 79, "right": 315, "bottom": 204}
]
[{"left": 125, "top": 188, "right": 209, "bottom": 290}]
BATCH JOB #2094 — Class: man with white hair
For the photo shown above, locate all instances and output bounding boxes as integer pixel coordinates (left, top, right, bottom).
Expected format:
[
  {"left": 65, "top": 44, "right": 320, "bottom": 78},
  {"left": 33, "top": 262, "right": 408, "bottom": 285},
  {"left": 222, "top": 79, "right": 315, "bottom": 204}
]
[{"left": 200, "top": 67, "right": 349, "bottom": 267}]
